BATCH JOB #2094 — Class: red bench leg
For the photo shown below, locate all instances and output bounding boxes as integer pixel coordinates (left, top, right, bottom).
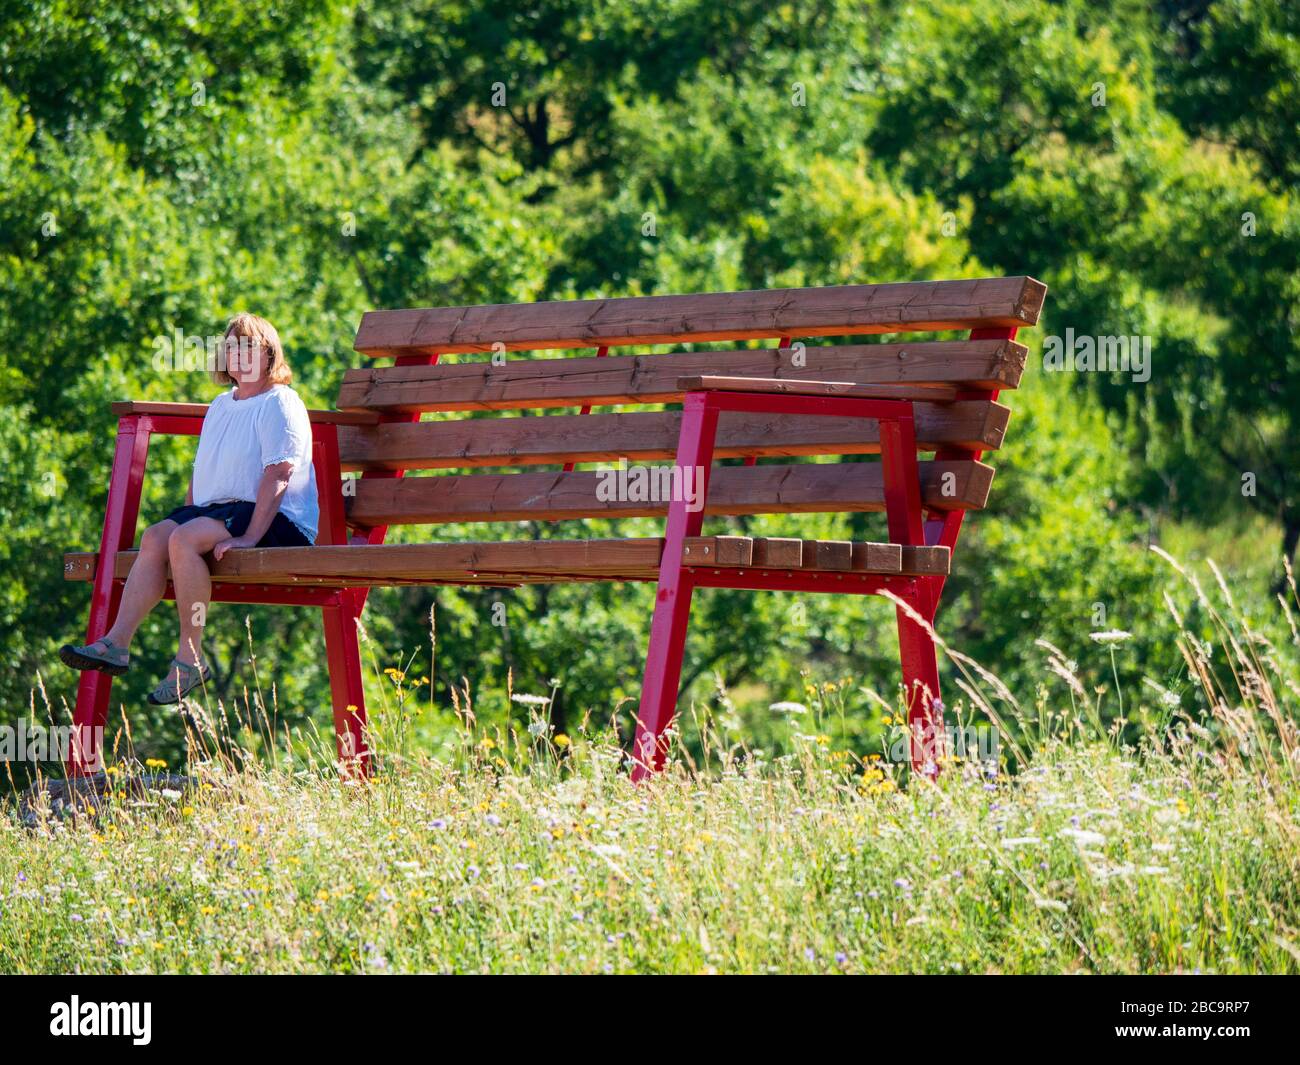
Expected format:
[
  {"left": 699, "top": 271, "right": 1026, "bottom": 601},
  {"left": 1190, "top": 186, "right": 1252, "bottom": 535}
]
[
  {"left": 631, "top": 393, "right": 718, "bottom": 781},
  {"left": 68, "top": 416, "right": 151, "bottom": 778},
  {"left": 898, "top": 324, "right": 1021, "bottom": 777},
  {"left": 878, "top": 409, "right": 947, "bottom": 776},
  {"left": 312, "top": 425, "right": 371, "bottom": 777},
  {"left": 322, "top": 589, "right": 369, "bottom": 776},
  {"left": 896, "top": 587, "right": 943, "bottom": 776}
]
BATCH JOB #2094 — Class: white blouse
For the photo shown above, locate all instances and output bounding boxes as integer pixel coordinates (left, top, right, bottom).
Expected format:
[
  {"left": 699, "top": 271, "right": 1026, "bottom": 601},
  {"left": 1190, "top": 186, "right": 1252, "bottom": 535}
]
[{"left": 190, "top": 386, "right": 318, "bottom": 543}]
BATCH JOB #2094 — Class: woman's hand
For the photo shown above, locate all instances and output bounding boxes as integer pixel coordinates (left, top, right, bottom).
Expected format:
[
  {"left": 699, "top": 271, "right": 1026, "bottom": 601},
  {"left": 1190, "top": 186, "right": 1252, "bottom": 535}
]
[{"left": 212, "top": 534, "right": 258, "bottom": 561}]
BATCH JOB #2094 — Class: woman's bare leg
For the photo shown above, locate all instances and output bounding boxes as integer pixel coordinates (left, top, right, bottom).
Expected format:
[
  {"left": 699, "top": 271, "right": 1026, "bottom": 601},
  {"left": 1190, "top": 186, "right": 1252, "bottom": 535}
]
[
  {"left": 101, "top": 520, "right": 178, "bottom": 649},
  {"left": 167, "top": 517, "right": 229, "bottom": 667}
]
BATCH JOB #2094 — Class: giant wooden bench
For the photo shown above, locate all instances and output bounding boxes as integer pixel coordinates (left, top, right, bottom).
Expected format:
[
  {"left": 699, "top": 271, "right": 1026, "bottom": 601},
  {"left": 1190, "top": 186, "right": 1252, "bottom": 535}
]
[{"left": 64, "top": 276, "right": 1046, "bottom": 779}]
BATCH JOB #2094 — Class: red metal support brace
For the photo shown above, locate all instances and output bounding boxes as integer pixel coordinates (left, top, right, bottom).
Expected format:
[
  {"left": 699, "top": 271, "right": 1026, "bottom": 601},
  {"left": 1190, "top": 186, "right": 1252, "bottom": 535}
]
[
  {"left": 630, "top": 392, "right": 719, "bottom": 780},
  {"left": 313, "top": 422, "right": 369, "bottom": 774},
  {"left": 904, "top": 324, "right": 1020, "bottom": 773},
  {"left": 67, "top": 415, "right": 152, "bottom": 777},
  {"left": 333, "top": 352, "right": 441, "bottom": 774},
  {"left": 632, "top": 388, "right": 928, "bottom": 780}
]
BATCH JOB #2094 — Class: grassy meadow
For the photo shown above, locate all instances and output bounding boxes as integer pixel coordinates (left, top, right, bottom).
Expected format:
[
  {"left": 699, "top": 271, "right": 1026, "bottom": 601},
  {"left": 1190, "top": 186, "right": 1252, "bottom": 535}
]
[{"left": 4, "top": 553, "right": 1299, "bottom": 975}]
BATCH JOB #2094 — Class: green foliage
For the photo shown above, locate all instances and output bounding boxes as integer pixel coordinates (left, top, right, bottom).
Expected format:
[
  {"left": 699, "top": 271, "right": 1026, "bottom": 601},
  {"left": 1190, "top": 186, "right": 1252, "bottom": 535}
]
[{"left": 1, "top": 0, "right": 1296, "bottom": 767}]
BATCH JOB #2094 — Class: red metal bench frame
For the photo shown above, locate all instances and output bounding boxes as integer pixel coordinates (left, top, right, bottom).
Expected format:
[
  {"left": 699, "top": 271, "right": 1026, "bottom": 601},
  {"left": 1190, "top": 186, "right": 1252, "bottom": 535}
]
[
  {"left": 66, "top": 328, "right": 1015, "bottom": 780},
  {"left": 632, "top": 324, "right": 1018, "bottom": 778}
]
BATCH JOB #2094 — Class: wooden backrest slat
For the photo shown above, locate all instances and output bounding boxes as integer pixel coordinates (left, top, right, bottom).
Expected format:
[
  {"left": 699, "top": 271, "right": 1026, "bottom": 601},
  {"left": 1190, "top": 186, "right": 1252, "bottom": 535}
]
[
  {"left": 331, "top": 278, "right": 1036, "bottom": 532},
  {"left": 336, "top": 402, "right": 1010, "bottom": 472},
  {"left": 335, "top": 338, "right": 1025, "bottom": 413},
  {"left": 345, "top": 460, "right": 994, "bottom": 527},
  {"left": 354, "top": 276, "right": 1045, "bottom": 357}
]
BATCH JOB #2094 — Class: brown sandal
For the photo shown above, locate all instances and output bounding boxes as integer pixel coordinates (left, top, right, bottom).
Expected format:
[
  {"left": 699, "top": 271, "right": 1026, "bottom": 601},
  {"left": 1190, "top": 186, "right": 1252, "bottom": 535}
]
[
  {"left": 147, "top": 659, "right": 211, "bottom": 705},
  {"left": 59, "top": 637, "right": 131, "bottom": 677}
]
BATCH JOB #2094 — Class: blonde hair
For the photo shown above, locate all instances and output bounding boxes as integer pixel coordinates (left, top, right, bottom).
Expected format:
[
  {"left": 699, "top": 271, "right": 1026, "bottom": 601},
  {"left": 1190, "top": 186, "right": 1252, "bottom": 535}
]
[{"left": 212, "top": 313, "right": 292, "bottom": 387}]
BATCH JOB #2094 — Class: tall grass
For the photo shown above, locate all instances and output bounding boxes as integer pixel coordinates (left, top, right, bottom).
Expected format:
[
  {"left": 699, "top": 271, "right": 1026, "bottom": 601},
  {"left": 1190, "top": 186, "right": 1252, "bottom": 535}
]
[{"left": 2, "top": 552, "right": 1298, "bottom": 974}]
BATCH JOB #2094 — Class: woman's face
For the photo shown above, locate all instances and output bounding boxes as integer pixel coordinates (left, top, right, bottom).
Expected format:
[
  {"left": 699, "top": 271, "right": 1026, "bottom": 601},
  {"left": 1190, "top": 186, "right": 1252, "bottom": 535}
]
[{"left": 224, "top": 334, "right": 269, "bottom": 386}]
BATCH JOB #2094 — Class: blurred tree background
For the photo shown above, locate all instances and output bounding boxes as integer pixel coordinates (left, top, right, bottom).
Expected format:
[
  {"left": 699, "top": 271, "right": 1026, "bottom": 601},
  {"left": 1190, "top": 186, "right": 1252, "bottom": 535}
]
[{"left": 1, "top": 0, "right": 1296, "bottom": 773}]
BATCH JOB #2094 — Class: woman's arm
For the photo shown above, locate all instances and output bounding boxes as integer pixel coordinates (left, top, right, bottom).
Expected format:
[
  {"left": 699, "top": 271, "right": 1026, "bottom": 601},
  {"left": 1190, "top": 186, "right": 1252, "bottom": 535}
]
[
  {"left": 211, "top": 461, "right": 293, "bottom": 560},
  {"left": 186, "top": 476, "right": 193, "bottom": 507}
]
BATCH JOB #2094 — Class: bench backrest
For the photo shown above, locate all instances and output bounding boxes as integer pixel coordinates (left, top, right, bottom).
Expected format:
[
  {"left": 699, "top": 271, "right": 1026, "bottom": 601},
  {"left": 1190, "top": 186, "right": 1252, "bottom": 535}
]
[{"left": 334, "top": 277, "right": 1045, "bottom": 532}]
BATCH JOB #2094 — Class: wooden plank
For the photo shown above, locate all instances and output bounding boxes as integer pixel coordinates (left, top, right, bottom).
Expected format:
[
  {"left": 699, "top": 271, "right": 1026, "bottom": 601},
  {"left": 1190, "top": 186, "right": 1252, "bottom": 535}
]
[
  {"left": 109, "top": 400, "right": 380, "bottom": 426},
  {"left": 353, "top": 277, "right": 1047, "bottom": 357},
  {"left": 854, "top": 542, "right": 903, "bottom": 573},
  {"left": 346, "top": 459, "right": 995, "bottom": 526},
  {"left": 63, "top": 539, "right": 670, "bottom": 585},
  {"left": 681, "top": 536, "right": 754, "bottom": 566},
  {"left": 65, "top": 536, "right": 950, "bottom": 583},
  {"left": 899, "top": 545, "right": 951, "bottom": 576},
  {"left": 810, "top": 540, "right": 854, "bottom": 571},
  {"left": 751, "top": 537, "right": 805, "bottom": 568},
  {"left": 336, "top": 401, "right": 1011, "bottom": 471},
  {"left": 335, "top": 339, "right": 1027, "bottom": 412},
  {"left": 676, "top": 376, "right": 958, "bottom": 401},
  {"left": 678, "top": 539, "right": 949, "bottom": 576}
]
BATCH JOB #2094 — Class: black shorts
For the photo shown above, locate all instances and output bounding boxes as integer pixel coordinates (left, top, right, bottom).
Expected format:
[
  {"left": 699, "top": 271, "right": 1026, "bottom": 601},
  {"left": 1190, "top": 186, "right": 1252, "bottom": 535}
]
[{"left": 162, "top": 501, "right": 312, "bottom": 547}]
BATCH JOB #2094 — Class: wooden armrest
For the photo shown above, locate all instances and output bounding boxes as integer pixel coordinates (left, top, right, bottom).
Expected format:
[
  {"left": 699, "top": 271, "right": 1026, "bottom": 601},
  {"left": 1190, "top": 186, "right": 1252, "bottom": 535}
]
[
  {"left": 674, "top": 376, "right": 959, "bottom": 402},
  {"left": 110, "top": 401, "right": 380, "bottom": 426}
]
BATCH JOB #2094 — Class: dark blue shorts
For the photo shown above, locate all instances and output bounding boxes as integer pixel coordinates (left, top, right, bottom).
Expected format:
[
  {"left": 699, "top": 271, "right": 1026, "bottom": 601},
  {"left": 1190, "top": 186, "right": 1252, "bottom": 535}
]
[{"left": 162, "top": 501, "right": 311, "bottom": 547}]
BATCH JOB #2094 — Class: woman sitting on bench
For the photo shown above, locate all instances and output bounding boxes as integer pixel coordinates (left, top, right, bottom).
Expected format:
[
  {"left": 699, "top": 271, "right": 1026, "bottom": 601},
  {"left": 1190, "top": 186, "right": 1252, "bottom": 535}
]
[{"left": 59, "top": 313, "right": 319, "bottom": 704}]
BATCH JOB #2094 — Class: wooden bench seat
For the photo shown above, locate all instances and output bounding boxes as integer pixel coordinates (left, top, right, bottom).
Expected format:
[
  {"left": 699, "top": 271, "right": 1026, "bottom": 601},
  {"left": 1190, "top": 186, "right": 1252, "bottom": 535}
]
[
  {"left": 63, "top": 535, "right": 950, "bottom": 588},
  {"left": 64, "top": 274, "right": 1046, "bottom": 781}
]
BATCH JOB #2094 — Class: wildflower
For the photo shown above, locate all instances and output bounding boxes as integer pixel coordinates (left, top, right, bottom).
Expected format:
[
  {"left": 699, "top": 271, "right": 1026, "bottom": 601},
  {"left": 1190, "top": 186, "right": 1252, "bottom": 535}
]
[
  {"left": 769, "top": 701, "right": 808, "bottom": 715},
  {"left": 181, "top": 806, "right": 195, "bottom": 817},
  {"left": 485, "top": 813, "right": 501, "bottom": 827},
  {"left": 554, "top": 734, "right": 571, "bottom": 747},
  {"left": 1089, "top": 630, "right": 1133, "bottom": 645},
  {"left": 145, "top": 758, "right": 167, "bottom": 768},
  {"left": 1060, "top": 828, "right": 1106, "bottom": 848}
]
